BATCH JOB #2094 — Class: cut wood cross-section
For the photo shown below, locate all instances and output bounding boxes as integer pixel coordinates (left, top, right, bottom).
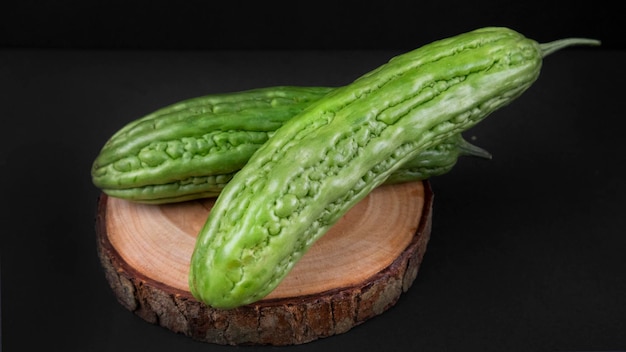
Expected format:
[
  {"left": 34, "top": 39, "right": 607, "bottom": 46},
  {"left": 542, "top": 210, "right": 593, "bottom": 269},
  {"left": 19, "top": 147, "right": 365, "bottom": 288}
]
[{"left": 96, "top": 181, "right": 434, "bottom": 345}]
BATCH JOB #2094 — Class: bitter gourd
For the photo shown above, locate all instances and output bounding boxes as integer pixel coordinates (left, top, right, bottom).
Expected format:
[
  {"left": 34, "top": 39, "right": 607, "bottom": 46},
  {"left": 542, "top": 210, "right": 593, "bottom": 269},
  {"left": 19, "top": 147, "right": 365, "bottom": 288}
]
[
  {"left": 92, "top": 86, "right": 333, "bottom": 194},
  {"left": 100, "top": 134, "right": 488, "bottom": 203},
  {"left": 92, "top": 87, "right": 488, "bottom": 203},
  {"left": 188, "top": 27, "right": 600, "bottom": 309}
]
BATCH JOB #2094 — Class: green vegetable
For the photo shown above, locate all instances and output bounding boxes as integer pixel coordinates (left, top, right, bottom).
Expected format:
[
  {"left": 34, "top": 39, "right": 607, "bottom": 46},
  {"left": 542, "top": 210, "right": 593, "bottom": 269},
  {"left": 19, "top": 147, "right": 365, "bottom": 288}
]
[
  {"left": 384, "top": 134, "right": 491, "bottom": 184},
  {"left": 92, "top": 87, "right": 489, "bottom": 204},
  {"left": 100, "top": 133, "right": 488, "bottom": 203},
  {"left": 92, "top": 86, "right": 333, "bottom": 198},
  {"left": 189, "top": 27, "right": 600, "bottom": 309}
]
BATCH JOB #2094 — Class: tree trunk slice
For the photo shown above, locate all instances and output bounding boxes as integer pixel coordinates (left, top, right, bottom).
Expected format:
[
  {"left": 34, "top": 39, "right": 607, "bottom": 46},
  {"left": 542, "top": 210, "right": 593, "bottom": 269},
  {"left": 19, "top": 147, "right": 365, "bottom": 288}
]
[{"left": 96, "top": 181, "right": 433, "bottom": 345}]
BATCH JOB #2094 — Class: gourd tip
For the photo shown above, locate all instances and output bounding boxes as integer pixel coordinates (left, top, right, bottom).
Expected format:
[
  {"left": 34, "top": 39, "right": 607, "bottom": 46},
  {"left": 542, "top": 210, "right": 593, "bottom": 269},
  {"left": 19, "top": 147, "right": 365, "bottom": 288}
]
[{"left": 540, "top": 38, "right": 601, "bottom": 57}]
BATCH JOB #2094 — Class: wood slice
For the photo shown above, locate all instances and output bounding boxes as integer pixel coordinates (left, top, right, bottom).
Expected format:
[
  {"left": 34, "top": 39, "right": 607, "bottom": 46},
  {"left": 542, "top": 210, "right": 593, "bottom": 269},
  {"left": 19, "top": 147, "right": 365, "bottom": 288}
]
[{"left": 96, "top": 181, "right": 433, "bottom": 346}]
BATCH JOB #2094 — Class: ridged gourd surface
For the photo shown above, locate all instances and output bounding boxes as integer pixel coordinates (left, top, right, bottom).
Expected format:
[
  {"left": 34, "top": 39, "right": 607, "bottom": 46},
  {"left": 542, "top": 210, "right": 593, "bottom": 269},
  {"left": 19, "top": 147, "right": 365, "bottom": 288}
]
[{"left": 189, "top": 27, "right": 543, "bottom": 309}]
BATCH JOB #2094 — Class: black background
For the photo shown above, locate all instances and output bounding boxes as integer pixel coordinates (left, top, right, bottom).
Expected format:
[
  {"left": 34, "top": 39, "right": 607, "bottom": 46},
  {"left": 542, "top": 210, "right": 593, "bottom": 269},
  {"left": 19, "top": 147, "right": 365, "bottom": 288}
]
[
  {"left": 2, "top": 1, "right": 625, "bottom": 351},
  {"left": 1, "top": 0, "right": 624, "bottom": 51}
]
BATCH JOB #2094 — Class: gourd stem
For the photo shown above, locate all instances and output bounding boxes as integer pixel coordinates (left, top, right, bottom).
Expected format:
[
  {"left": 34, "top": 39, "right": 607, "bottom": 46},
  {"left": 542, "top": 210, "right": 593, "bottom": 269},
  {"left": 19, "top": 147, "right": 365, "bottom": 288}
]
[
  {"left": 540, "top": 38, "right": 601, "bottom": 57},
  {"left": 457, "top": 138, "right": 493, "bottom": 160}
]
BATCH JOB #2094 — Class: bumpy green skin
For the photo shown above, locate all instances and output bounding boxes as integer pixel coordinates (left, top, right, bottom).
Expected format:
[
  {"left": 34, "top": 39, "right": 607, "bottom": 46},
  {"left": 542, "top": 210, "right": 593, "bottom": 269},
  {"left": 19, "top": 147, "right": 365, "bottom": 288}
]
[
  {"left": 385, "top": 134, "right": 491, "bottom": 184},
  {"left": 189, "top": 27, "right": 545, "bottom": 309},
  {"left": 92, "top": 86, "right": 488, "bottom": 204},
  {"left": 100, "top": 134, "right": 486, "bottom": 204},
  {"left": 92, "top": 86, "right": 334, "bottom": 195}
]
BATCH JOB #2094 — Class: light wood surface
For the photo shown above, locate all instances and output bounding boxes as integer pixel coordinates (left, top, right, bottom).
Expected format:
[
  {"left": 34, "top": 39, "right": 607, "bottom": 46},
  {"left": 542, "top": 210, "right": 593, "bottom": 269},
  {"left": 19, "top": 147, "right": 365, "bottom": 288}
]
[{"left": 96, "top": 181, "right": 433, "bottom": 345}]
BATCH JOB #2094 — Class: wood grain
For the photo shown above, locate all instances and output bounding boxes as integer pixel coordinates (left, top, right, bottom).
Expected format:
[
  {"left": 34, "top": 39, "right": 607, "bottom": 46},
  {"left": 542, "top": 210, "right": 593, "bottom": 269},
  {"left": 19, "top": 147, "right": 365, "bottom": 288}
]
[{"left": 96, "top": 181, "right": 433, "bottom": 345}]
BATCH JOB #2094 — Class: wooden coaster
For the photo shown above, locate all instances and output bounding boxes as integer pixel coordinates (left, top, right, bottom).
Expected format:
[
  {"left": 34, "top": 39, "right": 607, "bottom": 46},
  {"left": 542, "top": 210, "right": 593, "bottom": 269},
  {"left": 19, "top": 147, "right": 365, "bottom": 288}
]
[{"left": 96, "top": 181, "right": 433, "bottom": 345}]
